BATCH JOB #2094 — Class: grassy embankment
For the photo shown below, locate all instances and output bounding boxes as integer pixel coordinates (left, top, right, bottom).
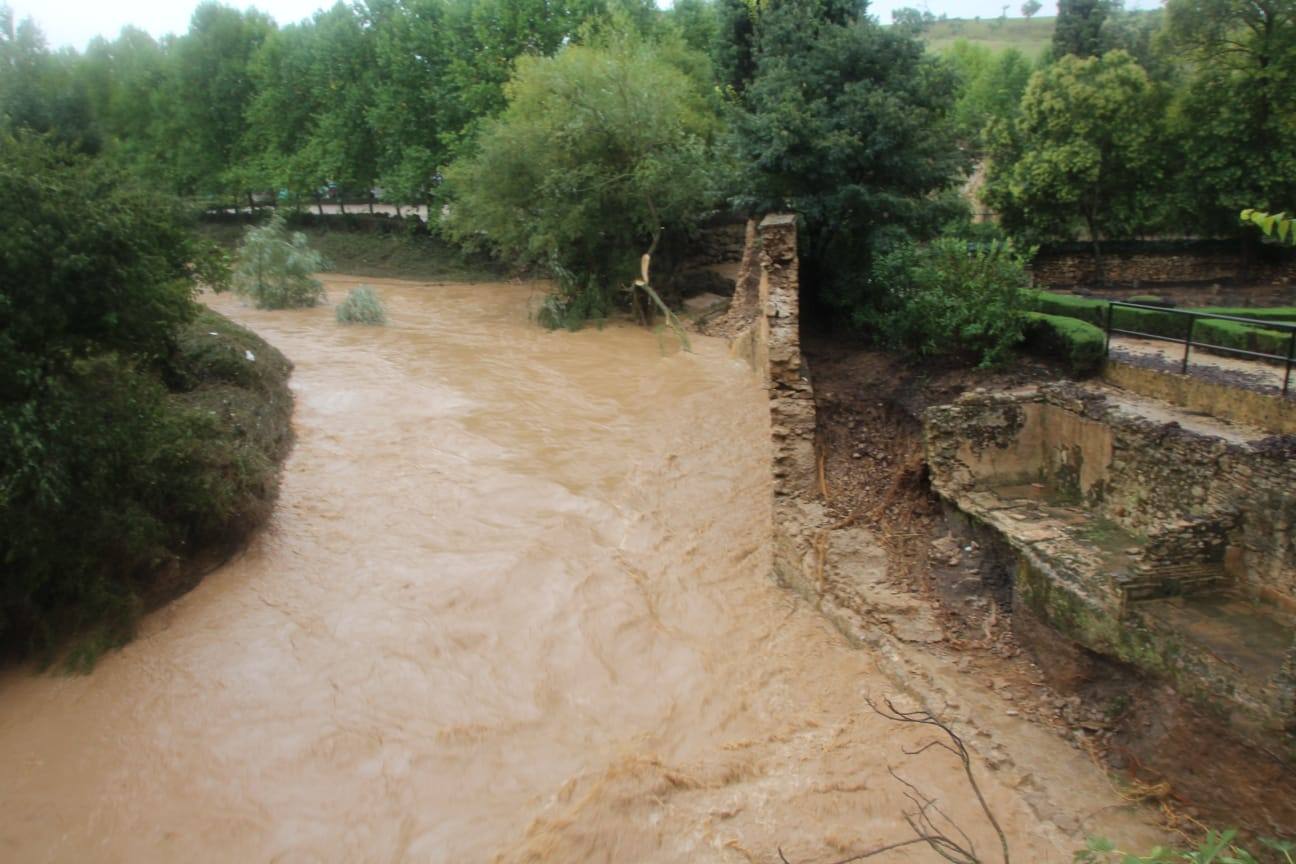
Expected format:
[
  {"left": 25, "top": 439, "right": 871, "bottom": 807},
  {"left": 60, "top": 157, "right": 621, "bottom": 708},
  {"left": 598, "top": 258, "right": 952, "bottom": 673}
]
[
  {"left": 921, "top": 16, "right": 1055, "bottom": 58},
  {"left": 201, "top": 216, "right": 506, "bottom": 283}
]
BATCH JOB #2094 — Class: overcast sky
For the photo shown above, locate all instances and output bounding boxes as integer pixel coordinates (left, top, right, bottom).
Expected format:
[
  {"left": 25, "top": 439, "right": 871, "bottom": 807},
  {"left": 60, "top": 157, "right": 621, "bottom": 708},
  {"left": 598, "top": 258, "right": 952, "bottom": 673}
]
[{"left": 12, "top": 0, "right": 1150, "bottom": 53}]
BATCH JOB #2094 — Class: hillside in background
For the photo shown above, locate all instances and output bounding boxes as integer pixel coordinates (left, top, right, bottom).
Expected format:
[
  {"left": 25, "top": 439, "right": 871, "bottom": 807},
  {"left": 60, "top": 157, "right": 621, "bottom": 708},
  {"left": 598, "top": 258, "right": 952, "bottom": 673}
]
[{"left": 922, "top": 16, "right": 1055, "bottom": 57}]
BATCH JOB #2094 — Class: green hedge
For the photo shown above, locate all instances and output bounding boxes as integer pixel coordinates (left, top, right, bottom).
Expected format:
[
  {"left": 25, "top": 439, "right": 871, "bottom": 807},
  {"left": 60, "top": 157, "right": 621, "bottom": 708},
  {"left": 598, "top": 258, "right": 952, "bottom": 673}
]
[
  {"left": 1026, "top": 290, "right": 1107, "bottom": 326},
  {"left": 1027, "top": 291, "right": 1295, "bottom": 360},
  {"left": 1192, "top": 306, "right": 1296, "bottom": 322},
  {"left": 1022, "top": 312, "right": 1106, "bottom": 376},
  {"left": 1193, "top": 319, "right": 1293, "bottom": 358}
]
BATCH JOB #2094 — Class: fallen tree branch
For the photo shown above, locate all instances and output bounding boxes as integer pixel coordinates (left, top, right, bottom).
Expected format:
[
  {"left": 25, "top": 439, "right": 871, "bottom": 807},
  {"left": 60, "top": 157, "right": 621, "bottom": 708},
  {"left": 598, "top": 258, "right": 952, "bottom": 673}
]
[{"left": 776, "top": 697, "right": 1011, "bottom": 864}]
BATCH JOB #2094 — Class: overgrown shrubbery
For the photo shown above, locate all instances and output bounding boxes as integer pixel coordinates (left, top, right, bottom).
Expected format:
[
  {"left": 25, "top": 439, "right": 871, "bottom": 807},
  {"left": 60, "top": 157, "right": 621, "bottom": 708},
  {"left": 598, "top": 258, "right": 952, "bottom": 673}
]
[
  {"left": 335, "top": 285, "right": 387, "bottom": 325},
  {"left": 233, "top": 212, "right": 326, "bottom": 309},
  {"left": 865, "top": 238, "right": 1034, "bottom": 366},
  {"left": 0, "top": 135, "right": 292, "bottom": 666}
]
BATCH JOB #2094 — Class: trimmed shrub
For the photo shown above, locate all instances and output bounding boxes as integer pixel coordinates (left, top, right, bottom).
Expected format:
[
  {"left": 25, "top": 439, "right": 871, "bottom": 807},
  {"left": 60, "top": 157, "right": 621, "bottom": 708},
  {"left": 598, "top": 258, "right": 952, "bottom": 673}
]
[
  {"left": 1194, "top": 319, "right": 1293, "bottom": 359},
  {"left": 233, "top": 212, "right": 326, "bottom": 309},
  {"left": 1025, "top": 290, "right": 1107, "bottom": 326},
  {"left": 335, "top": 285, "right": 387, "bottom": 325},
  {"left": 1022, "top": 312, "right": 1106, "bottom": 375},
  {"left": 1027, "top": 291, "right": 1296, "bottom": 359},
  {"left": 867, "top": 238, "right": 1033, "bottom": 366},
  {"left": 1193, "top": 306, "right": 1296, "bottom": 322}
]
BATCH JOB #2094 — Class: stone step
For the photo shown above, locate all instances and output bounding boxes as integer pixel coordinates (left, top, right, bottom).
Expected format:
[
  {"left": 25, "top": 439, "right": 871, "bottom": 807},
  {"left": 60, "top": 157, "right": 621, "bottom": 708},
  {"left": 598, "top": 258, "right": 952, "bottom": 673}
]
[{"left": 1122, "top": 562, "right": 1226, "bottom": 601}]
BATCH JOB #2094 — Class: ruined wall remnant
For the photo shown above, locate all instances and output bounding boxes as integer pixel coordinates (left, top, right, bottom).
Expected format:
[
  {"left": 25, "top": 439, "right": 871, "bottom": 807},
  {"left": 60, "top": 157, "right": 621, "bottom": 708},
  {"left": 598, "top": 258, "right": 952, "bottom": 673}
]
[
  {"left": 759, "top": 214, "right": 817, "bottom": 499},
  {"left": 725, "top": 213, "right": 829, "bottom": 597},
  {"left": 925, "top": 384, "right": 1296, "bottom": 738}
]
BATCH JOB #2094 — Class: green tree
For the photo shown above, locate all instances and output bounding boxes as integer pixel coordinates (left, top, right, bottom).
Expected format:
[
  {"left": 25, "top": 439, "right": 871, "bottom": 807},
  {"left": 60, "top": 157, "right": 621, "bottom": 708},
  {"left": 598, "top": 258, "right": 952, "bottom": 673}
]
[
  {"left": 984, "top": 50, "right": 1163, "bottom": 282},
  {"left": 1022, "top": 0, "right": 1042, "bottom": 19},
  {"left": 0, "top": 9, "right": 99, "bottom": 152},
  {"left": 243, "top": 22, "right": 321, "bottom": 208},
  {"left": 712, "top": 0, "right": 757, "bottom": 92},
  {"left": 161, "top": 2, "right": 274, "bottom": 200},
  {"left": 1164, "top": 0, "right": 1296, "bottom": 235},
  {"left": 891, "top": 7, "right": 936, "bottom": 33},
  {"left": 443, "top": 34, "right": 724, "bottom": 327},
  {"left": 232, "top": 212, "right": 327, "bottom": 309},
  {"left": 732, "top": 0, "right": 967, "bottom": 323},
  {"left": 946, "top": 40, "right": 1033, "bottom": 147},
  {"left": 76, "top": 27, "right": 170, "bottom": 178},
  {"left": 1053, "top": 0, "right": 1111, "bottom": 57},
  {"left": 364, "top": 0, "right": 453, "bottom": 211}
]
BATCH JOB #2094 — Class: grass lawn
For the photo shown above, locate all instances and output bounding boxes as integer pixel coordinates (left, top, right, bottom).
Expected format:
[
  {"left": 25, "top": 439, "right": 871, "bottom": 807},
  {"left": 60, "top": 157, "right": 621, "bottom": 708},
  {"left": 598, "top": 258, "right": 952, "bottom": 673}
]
[{"left": 921, "top": 16, "right": 1055, "bottom": 59}]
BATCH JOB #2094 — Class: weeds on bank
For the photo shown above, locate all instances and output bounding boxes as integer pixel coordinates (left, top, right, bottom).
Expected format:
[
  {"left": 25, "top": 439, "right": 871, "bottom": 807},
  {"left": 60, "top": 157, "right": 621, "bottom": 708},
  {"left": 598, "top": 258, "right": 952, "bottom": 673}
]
[{"left": 1077, "top": 830, "right": 1296, "bottom": 864}]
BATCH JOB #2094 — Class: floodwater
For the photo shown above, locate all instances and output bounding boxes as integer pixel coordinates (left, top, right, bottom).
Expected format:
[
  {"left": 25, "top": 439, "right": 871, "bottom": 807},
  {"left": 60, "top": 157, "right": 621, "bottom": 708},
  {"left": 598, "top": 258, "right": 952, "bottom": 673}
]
[{"left": 0, "top": 276, "right": 1068, "bottom": 863}]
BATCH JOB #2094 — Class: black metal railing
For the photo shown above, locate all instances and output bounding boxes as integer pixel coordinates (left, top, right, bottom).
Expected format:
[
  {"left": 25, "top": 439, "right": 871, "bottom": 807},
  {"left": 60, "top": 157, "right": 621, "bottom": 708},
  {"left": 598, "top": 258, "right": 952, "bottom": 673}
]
[{"left": 1102, "top": 301, "right": 1296, "bottom": 397}]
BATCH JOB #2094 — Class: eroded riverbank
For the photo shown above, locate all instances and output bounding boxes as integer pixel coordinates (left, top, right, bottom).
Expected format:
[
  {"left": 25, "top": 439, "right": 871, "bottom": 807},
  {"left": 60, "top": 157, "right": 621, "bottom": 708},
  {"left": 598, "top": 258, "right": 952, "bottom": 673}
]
[{"left": 3, "top": 276, "right": 1124, "bottom": 862}]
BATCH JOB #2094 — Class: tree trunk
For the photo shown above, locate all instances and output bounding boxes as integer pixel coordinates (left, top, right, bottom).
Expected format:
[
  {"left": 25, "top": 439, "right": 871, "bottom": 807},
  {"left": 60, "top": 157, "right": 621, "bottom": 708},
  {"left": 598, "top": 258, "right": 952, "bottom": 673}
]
[
  {"left": 315, "top": 196, "right": 324, "bottom": 217},
  {"left": 395, "top": 203, "right": 403, "bottom": 219},
  {"left": 368, "top": 193, "right": 375, "bottom": 215},
  {"left": 1240, "top": 232, "right": 1251, "bottom": 288},
  {"left": 1085, "top": 213, "right": 1106, "bottom": 287},
  {"left": 338, "top": 198, "right": 346, "bottom": 215},
  {"left": 246, "top": 191, "right": 255, "bottom": 212}
]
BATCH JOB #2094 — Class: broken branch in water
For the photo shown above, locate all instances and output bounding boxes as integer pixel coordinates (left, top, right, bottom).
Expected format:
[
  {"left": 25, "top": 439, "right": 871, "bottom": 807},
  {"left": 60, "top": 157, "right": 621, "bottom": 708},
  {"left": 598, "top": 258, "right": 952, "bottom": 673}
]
[
  {"left": 632, "top": 248, "right": 691, "bottom": 352},
  {"left": 776, "top": 697, "right": 1010, "bottom": 864}
]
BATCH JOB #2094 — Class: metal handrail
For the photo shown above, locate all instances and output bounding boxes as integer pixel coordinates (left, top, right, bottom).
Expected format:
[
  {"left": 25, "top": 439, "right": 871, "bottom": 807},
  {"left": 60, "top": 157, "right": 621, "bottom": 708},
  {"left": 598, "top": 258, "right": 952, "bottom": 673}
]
[{"left": 1102, "top": 301, "right": 1296, "bottom": 397}]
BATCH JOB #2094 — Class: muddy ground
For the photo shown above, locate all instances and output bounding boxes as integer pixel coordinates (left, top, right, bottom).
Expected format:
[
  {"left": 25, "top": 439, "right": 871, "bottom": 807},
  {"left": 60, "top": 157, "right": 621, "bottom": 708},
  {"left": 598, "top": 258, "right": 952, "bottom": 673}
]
[{"left": 803, "top": 338, "right": 1296, "bottom": 847}]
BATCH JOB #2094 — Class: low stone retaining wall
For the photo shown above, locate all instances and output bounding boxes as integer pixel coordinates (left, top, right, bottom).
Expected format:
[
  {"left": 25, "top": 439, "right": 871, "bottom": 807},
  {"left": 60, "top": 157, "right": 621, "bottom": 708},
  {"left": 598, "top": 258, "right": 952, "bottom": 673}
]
[
  {"left": 1103, "top": 360, "right": 1296, "bottom": 435},
  {"left": 1032, "top": 243, "right": 1296, "bottom": 291}
]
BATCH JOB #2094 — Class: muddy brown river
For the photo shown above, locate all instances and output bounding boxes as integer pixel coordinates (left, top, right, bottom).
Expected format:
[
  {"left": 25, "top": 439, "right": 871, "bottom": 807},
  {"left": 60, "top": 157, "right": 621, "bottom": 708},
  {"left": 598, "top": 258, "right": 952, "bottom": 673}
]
[{"left": 0, "top": 277, "right": 1073, "bottom": 862}]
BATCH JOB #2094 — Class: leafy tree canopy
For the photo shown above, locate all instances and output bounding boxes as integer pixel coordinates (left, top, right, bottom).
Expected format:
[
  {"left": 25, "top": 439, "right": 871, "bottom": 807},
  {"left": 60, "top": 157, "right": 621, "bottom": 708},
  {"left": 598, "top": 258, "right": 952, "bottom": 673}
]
[
  {"left": 984, "top": 50, "right": 1163, "bottom": 278},
  {"left": 732, "top": 0, "right": 967, "bottom": 321},
  {"left": 443, "top": 28, "right": 725, "bottom": 326}
]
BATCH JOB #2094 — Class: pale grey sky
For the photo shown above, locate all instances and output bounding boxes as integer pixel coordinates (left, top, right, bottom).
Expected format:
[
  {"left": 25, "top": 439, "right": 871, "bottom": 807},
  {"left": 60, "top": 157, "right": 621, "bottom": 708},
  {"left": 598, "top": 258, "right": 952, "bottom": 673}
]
[{"left": 13, "top": 0, "right": 1150, "bottom": 53}]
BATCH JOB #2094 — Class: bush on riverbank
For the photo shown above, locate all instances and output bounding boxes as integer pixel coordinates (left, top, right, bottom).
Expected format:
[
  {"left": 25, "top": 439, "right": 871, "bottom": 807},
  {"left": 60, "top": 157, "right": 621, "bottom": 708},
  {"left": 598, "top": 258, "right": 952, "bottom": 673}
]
[{"left": 1, "top": 136, "right": 293, "bottom": 668}]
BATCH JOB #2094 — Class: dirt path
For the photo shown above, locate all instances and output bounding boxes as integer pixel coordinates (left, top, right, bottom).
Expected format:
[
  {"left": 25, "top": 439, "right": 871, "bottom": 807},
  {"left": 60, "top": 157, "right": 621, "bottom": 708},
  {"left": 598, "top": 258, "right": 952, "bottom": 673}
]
[
  {"left": 1, "top": 277, "right": 1152, "bottom": 862},
  {"left": 1109, "top": 334, "right": 1294, "bottom": 397}
]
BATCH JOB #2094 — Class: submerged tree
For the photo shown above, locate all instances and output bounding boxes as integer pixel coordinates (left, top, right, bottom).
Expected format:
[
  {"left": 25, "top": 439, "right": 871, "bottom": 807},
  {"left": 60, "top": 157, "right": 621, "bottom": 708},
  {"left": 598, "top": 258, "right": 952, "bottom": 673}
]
[{"left": 233, "top": 212, "right": 326, "bottom": 309}]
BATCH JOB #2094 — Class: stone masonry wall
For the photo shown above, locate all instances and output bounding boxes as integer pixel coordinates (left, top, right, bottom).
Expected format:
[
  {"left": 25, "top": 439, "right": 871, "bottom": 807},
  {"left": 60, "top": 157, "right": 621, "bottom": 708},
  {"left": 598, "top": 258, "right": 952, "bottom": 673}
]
[
  {"left": 759, "top": 214, "right": 817, "bottom": 498},
  {"left": 1031, "top": 248, "right": 1296, "bottom": 290},
  {"left": 927, "top": 385, "right": 1296, "bottom": 605},
  {"left": 689, "top": 221, "right": 748, "bottom": 266}
]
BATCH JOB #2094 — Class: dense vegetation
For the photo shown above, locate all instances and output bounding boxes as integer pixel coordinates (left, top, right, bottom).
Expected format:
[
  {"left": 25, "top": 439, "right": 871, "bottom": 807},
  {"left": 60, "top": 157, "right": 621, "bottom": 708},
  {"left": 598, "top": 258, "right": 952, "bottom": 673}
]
[
  {"left": 0, "top": 134, "right": 293, "bottom": 666},
  {"left": 4, "top": 0, "right": 1293, "bottom": 336}
]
